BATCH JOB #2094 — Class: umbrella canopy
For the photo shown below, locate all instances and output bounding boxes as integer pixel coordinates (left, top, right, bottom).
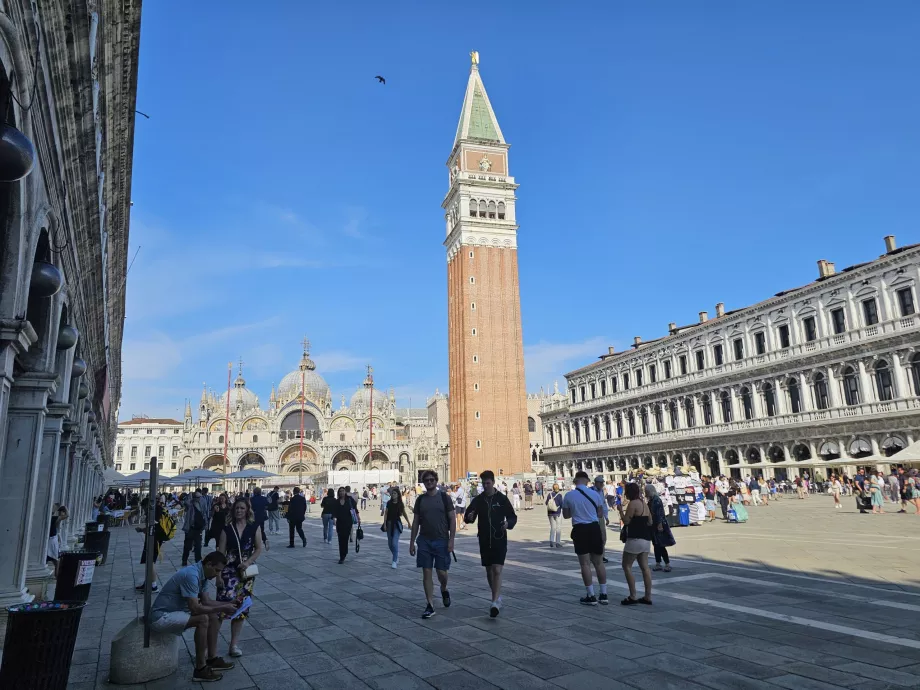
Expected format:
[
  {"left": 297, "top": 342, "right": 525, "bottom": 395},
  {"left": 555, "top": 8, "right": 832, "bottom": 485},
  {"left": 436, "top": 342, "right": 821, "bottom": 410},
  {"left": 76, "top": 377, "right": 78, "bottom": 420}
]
[
  {"left": 117, "top": 469, "right": 176, "bottom": 484},
  {"left": 103, "top": 468, "right": 125, "bottom": 484},
  {"left": 887, "top": 440, "right": 920, "bottom": 464},
  {"left": 175, "top": 468, "right": 225, "bottom": 482},
  {"left": 221, "top": 468, "right": 276, "bottom": 479}
]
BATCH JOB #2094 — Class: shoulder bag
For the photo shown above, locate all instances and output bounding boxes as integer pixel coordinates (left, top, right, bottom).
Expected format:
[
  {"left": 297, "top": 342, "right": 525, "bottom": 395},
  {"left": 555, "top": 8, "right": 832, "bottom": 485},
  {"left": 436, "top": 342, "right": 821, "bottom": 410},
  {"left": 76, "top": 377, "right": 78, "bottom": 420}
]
[{"left": 233, "top": 525, "right": 259, "bottom": 580}]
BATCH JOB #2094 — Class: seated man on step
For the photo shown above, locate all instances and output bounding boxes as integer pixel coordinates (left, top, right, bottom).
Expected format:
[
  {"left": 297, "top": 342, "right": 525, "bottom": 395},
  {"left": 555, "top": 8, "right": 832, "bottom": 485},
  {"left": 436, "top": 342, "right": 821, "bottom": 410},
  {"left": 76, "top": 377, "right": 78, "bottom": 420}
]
[{"left": 148, "top": 551, "right": 239, "bottom": 683}]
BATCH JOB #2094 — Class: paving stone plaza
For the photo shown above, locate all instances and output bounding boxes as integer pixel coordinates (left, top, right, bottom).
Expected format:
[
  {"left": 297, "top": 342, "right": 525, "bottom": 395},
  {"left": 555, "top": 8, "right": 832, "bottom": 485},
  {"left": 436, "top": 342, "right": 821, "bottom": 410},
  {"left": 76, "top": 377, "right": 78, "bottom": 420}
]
[{"left": 61, "top": 495, "right": 920, "bottom": 690}]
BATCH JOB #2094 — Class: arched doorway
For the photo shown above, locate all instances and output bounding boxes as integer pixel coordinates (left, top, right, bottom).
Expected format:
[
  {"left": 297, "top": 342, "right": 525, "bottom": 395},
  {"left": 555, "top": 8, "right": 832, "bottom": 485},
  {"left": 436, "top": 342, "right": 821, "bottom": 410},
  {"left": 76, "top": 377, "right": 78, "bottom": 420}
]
[
  {"left": 362, "top": 450, "right": 390, "bottom": 470},
  {"left": 332, "top": 450, "right": 357, "bottom": 471},
  {"left": 202, "top": 454, "right": 226, "bottom": 471},
  {"left": 238, "top": 452, "right": 265, "bottom": 469},
  {"left": 819, "top": 441, "right": 840, "bottom": 461},
  {"left": 688, "top": 452, "right": 701, "bottom": 473},
  {"left": 280, "top": 445, "right": 317, "bottom": 474},
  {"left": 706, "top": 450, "right": 720, "bottom": 477},
  {"left": 793, "top": 444, "right": 811, "bottom": 461}
]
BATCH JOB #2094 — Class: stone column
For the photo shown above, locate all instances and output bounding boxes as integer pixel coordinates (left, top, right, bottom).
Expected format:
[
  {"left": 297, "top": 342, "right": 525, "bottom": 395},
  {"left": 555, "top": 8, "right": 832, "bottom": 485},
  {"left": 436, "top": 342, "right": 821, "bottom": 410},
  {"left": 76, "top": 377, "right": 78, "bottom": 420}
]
[
  {"left": 891, "top": 352, "right": 909, "bottom": 398},
  {"left": 774, "top": 378, "right": 787, "bottom": 415},
  {"left": 798, "top": 372, "right": 812, "bottom": 411},
  {"left": 25, "top": 403, "right": 71, "bottom": 595},
  {"left": 857, "top": 360, "right": 872, "bottom": 403},
  {"left": 751, "top": 386, "right": 763, "bottom": 419},
  {"left": 826, "top": 367, "right": 840, "bottom": 408},
  {"left": 0, "top": 372, "right": 57, "bottom": 606}
]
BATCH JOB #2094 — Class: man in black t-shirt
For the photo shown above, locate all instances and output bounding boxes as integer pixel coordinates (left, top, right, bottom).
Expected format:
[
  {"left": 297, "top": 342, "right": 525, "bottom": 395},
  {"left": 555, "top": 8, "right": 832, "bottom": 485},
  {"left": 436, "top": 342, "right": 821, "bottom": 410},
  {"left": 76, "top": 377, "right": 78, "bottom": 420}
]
[
  {"left": 464, "top": 470, "right": 517, "bottom": 617},
  {"left": 267, "top": 486, "right": 281, "bottom": 535},
  {"left": 409, "top": 470, "right": 455, "bottom": 619}
]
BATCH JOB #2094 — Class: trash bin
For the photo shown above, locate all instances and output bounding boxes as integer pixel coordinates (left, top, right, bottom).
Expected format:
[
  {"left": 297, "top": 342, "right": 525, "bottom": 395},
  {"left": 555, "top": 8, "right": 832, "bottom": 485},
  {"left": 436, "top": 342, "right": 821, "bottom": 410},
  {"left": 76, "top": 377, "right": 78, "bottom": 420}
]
[
  {"left": 96, "top": 513, "right": 111, "bottom": 529},
  {"left": 83, "top": 528, "right": 111, "bottom": 565},
  {"left": 0, "top": 600, "right": 87, "bottom": 690},
  {"left": 55, "top": 551, "right": 99, "bottom": 602},
  {"left": 85, "top": 520, "right": 106, "bottom": 534}
]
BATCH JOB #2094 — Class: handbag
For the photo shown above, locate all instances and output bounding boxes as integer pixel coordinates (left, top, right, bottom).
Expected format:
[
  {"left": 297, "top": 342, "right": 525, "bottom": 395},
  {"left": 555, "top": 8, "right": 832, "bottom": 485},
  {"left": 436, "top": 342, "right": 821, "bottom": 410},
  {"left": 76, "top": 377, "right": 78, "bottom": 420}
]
[
  {"left": 233, "top": 525, "right": 259, "bottom": 580},
  {"left": 356, "top": 526, "right": 364, "bottom": 541}
]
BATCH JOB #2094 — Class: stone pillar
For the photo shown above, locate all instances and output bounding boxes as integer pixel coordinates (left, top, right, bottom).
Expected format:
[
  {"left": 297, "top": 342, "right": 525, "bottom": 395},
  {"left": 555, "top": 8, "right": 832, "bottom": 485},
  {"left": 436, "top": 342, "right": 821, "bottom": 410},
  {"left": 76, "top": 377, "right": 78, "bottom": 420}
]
[
  {"left": 751, "top": 387, "right": 763, "bottom": 419},
  {"left": 774, "top": 378, "right": 787, "bottom": 415},
  {"left": 891, "top": 352, "right": 909, "bottom": 398},
  {"left": 857, "top": 360, "right": 872, "bottom": 403},
  {"left": 0, "top": 372, "right": 57, "bottom": 606},
  {"left": 25, "top": 403, "right": 71, "bottom": 595},
  {"left": 798, "top": 372, "right": 812, "bottom": 411},
  {"left": 826, "top": 367, "right": 840, "bottom": 408}
]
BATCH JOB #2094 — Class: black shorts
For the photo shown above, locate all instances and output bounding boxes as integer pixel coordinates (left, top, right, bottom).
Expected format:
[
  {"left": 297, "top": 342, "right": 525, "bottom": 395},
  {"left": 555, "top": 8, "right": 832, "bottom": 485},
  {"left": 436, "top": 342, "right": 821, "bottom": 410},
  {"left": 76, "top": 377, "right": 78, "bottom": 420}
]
[
  {"left": 478, "top": 537, "right": 507, "bottom": 567},
  {"left": 571, "top": 522, "right": 603, "bottom": 556}
]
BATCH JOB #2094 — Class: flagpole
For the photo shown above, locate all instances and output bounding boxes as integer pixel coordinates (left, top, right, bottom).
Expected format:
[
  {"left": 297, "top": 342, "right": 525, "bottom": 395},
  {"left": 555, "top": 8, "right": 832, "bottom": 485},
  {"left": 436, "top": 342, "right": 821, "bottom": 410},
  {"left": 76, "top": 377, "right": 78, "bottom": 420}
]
[
  {"left": 223, "top": 362, "right": 232, "bottom": 478},
  {"left": 368, "top": 365, "right": 373, "bottom": 477},
  {"left": 300, "top": 368, "right": 305, "bottom": 487}
]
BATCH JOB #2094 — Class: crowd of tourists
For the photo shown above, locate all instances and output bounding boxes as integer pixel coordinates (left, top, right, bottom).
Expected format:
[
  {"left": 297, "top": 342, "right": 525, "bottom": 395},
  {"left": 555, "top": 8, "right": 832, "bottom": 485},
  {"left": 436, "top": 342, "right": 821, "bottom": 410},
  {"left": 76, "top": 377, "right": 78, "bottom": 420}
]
[{"left": 130, "top": 463, "right": 919, "bottom": 682}]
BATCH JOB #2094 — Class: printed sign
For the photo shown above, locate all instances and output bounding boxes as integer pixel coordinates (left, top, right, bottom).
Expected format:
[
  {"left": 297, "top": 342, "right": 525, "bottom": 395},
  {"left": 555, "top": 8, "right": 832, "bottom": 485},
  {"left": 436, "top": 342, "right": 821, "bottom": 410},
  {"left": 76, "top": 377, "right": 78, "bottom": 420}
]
[
  {"left": 75, "top": 560, "right": 95, "bottom": 586},
  {"left": 97, "top": 524, "right": 105, "bottom": 532}
]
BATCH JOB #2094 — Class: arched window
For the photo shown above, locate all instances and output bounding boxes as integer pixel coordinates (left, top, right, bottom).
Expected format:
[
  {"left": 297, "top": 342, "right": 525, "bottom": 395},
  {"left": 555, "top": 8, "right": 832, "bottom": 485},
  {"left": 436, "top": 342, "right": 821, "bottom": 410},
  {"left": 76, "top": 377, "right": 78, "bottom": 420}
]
[
  {"left": 813, "top": 373, "right": 829, "bottom": 409},
  {"left": 787, "top": 378, "right": 802, "bottom": 413},
  {"left": 615, "top": 413, "right": 623, "bottom": 438},
  {"left": 611, "top": 376, "right": 618, "bottom": 392},
  {"left": 639, "top": 408, "right": 648, "bottom": 434},
  {"left": 623, "top": 373, "right": 630, "bottom": 390},
  {"left": 843, "top": 366, "right": 860, "bottom": 406},
  {"left": 527, "top": 416, "right": 536, "bottom": 433},
  {"left": 252, "top": 434, "right": 258, "bottom": 443},
  {"left": 497, "top": 201, "right": 506, "bottom": 220},
  {"left": 600, "top": 379, "right": 607, "bottom": 396},
  {"left": 218, "top": 435, "right": 224, "bottom": 443},
  {"left": 487, "top": 201, "right": 496, "bottom": 219},
  {"left": 653, "top": 404, "right": 663, "bottom": 432},
  {"left": 548, "top": 427, "right": 555, "bottom": 446},
  {"left": 469, "top": 199, "right": 477, "bottom": 217},
  {"left": 741, "top": 387, "right": 753, "bottom": 420},
  {"left": 875, "top": 360, "right": 894, "bottom": 401},
  {"left": 720, "top": 391, "right": 733, "bottom": 422},
  {"left": 604, "top": 415, "right": 611, "bottom": 438},
  {"left": 627, "top": 411, "right": 636, "bottom": 436},
  {"left": 574, "top": 424, "right": 581, "bottom": 443},
  {"left": 763, "top": 383, "right": 777, "bottom": 417},
  {"left": 593, "top": 417, "right": 600, "bottom": 439},
  {"left": 478, "top": 200, "right": 487, "bottom": 218},
  {"left": 912, "top": 354, "right": 920, "bottom": 396},
  {"left": 702, "top": 395, "right": 713, "bottom": 425},
  {"left": 669, "top": 401, "right": 679, "bottom": 429},
  {"left": 684, "top": 397, "right": 696, "bottom": 427}
]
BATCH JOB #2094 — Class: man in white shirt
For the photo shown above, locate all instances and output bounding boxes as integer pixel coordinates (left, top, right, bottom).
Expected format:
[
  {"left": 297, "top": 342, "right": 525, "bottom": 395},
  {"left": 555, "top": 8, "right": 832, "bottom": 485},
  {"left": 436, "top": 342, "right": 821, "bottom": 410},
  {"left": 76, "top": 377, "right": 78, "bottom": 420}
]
[
  {"left": 715, "top": 475, "right": 730, "bottom": 520},
  {"left": 562, "top": 471, "right": 608, "bottom": 606}
]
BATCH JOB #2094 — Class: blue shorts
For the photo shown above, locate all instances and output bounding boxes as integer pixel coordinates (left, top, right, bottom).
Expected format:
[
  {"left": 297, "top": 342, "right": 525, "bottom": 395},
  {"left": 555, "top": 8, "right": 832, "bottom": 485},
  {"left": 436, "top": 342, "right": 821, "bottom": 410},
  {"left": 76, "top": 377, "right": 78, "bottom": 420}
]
[{"left": 416, "top": 537, "right": 450, "bottom": 571}]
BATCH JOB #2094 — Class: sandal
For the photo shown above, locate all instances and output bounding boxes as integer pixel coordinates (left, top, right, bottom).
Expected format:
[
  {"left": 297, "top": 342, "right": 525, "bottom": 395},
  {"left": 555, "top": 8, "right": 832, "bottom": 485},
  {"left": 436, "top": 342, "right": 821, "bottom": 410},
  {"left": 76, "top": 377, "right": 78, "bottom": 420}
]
[
  {"left": 638, "top": 597, "right": 653, "bottom": 605},
  {"left": 621, "top": 597, "right": 639, "bottom": 606}
]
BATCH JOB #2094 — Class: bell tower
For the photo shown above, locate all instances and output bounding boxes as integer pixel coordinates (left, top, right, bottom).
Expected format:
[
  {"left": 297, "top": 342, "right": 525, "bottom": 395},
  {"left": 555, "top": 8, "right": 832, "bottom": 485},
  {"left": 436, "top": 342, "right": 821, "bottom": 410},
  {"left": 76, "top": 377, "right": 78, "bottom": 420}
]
[{"left": 443, "top": 51, "right": 530, "bottom": 481}]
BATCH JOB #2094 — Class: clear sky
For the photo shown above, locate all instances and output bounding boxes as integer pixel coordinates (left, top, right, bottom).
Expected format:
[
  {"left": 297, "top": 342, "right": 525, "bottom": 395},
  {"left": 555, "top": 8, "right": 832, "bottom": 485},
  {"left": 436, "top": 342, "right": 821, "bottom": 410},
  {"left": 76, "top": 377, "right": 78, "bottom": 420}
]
[{"left": 120, "top": 0, "right": 920, "bottom": 421}]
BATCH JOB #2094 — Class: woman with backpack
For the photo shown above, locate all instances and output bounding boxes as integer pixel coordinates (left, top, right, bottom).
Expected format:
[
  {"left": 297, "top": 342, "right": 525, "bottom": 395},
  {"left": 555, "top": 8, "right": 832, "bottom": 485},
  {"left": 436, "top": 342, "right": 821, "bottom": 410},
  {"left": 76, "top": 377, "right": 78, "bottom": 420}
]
[{"left": 545, "top": 483, "right": 564, "bottom": 547}]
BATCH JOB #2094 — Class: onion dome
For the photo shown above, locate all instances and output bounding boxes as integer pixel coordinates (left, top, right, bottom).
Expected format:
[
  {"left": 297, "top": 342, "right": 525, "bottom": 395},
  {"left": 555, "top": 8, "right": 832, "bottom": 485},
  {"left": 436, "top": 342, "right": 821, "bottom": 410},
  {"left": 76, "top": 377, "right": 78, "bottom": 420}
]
[{"left": 277, "top": 339, "right": 331, "bottom": 404}]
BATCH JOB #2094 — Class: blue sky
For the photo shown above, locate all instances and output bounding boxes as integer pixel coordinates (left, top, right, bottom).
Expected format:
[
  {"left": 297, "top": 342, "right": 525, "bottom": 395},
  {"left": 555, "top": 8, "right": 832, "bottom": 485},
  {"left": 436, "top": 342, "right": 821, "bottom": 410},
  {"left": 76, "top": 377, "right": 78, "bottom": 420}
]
[{"left": 120, "top": 1, "right": 920, "bottom": 421}]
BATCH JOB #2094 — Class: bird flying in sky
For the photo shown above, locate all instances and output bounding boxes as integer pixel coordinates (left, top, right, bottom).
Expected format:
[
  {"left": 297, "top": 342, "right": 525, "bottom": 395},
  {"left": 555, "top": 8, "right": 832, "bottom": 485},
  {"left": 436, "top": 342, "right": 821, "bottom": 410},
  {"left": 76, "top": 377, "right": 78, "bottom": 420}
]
[{"left": 375, "top": 75, "right": 385, "bottom": 84}]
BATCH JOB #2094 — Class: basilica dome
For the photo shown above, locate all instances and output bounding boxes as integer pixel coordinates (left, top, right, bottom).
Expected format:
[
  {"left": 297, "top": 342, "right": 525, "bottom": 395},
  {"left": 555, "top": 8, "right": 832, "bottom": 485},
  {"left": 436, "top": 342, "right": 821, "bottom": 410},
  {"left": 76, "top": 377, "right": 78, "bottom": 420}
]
[
  {"left": 350, "top": 385, "right": 388, "bottom": 412},
  {"left": 220, "top": 370, "right": 260, "bottom": 410},
  {"left": 278, "top": 348, "right": 331, "bottom": 404}
]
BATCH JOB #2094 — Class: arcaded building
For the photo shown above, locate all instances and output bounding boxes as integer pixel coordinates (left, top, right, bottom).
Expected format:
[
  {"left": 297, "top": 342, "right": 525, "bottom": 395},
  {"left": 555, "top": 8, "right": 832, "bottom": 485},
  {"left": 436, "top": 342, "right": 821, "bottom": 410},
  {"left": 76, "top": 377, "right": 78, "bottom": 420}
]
[{"left": 542, "top": 237, "right": 920, "bottom": 481}]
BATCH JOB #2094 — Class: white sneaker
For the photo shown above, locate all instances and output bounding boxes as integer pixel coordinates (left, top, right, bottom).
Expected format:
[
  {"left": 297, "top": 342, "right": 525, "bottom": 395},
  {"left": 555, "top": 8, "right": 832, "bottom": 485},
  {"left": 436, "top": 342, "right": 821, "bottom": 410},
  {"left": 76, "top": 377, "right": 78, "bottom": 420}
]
[
  {"left": 229, "top": 645, "right": 242, "bottom": 657},
  {"left": 391, "top": 561, "right": 397, "bottom": 569},
  {"left": 490, "top": 597, "right": 502, "bottom": 618}
]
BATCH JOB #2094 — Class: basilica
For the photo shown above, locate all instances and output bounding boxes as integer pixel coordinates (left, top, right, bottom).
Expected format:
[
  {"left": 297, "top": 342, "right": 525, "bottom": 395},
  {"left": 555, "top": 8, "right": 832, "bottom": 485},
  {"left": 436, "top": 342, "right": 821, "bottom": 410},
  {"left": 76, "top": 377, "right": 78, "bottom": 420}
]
[{"left": 116, "top": 342, "right": 451, "bottom": 487}]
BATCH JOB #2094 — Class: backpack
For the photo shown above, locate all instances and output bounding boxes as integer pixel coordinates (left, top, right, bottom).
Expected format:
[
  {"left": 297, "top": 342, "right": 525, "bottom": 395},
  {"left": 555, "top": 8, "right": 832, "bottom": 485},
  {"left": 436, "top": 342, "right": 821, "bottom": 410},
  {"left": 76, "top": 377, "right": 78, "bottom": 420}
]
[
  {"left": 156, "top": 511, "right": 177, "bottom": 542},
  {"left": 414, "top": 491, "right": 455, "bottom": 533}
]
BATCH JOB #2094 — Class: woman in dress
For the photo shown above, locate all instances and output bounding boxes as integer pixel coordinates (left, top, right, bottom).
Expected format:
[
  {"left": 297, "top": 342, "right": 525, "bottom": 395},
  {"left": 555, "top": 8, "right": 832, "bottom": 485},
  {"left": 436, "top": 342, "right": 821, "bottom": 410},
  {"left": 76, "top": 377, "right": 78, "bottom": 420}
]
[
  {"left": 869, "top": 476, "right": 885, "bottom": 514},
  {"left": 205, "top": 493, "right": 229, "bottom": 546},
  {"left": 617, "top": 482, "right": 653, "bottom": 605},
  {"left": 702, "top": 477, "right": 717, "bottom": 522},
  {"left": 645, "top": 484, "right": 675, "bottom": 573},
  {"left": 511, "top": 483, "right": 522, "bottom": 511},
  {"left": 332, "top": 486, "right": 360, "bottom": 563},
  {"left": 217, "top": 497, "right": 264, "bottom": 658},
  {"left": 908, "top": 472, "right": 920, "bottom": 514},
  {"left": 758, "top": 477, "right": 770, "bottom": 505},
  {"left": 830, "top": 475, "right": 843, "bottom": 509},
  {"left": 729, "top": 490, "right": 750, "bottom": 522},
  {"left": 383, "top": 486, "right": 409, "bottom": 568}
]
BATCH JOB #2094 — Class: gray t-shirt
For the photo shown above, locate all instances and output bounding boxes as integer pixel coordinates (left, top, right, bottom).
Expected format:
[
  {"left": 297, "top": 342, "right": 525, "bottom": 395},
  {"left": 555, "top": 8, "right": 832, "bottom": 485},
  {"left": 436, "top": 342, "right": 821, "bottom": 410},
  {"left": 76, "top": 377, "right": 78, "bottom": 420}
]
[
  {"left": 149, "top": 562, "right": 213, "bottom": 622},
  {"left": 415, "top": 491, "right": 452, "bottom": 541}
]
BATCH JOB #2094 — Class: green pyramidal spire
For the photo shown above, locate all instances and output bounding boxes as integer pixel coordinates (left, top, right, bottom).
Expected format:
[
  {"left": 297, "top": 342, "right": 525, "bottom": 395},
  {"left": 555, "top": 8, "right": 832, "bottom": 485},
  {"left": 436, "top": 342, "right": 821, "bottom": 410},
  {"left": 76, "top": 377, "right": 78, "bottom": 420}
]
[{"left": 453, "top": 53, "right": 505, "bottom": 147}]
